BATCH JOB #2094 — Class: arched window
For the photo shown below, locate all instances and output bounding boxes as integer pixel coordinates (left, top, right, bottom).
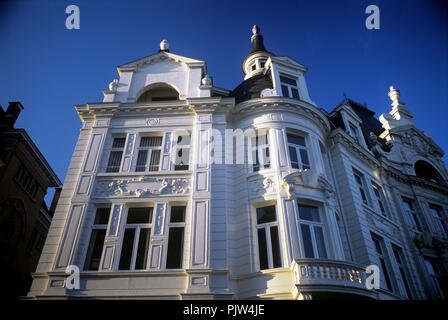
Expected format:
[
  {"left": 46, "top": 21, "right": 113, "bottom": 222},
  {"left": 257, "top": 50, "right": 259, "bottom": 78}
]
[
  {"left": 136, "top": 83, "right": 179, "bottom": 103},
  {"left": 414, "top": 160, "right": 445, "bottom": 184}
]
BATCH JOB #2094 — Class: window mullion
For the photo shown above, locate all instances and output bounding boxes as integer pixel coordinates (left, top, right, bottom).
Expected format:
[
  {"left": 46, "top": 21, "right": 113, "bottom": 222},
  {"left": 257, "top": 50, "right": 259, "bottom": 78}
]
[
  {"left": 265, "top": 225, "right": 274, "bottom": 269},
  {"left": 130, "top": 226, "right": 140, "bottom": 271}
]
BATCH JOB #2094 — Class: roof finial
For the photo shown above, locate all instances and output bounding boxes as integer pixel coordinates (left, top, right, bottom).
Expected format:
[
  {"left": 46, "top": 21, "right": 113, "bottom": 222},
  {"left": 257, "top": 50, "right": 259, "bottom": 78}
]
[
  {"left": 159, "top": 39, "right": 170, "bottom": 52},
  {"left": 388, "top": 85, "right": 405, "bottom": 107},
  {"left": 252, "top": 25, "right": 260, "bottom": 35},
  {"left": 250, "top": 25, "right": 266, "bottom": 53}
]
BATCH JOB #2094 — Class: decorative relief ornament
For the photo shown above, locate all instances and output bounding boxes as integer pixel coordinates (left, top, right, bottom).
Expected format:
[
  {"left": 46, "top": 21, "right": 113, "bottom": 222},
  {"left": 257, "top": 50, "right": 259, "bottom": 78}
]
[
  {"left": 146, "top": 118, "right": 160, "bottom": 126},
  {"left": 260, "top": 88, "right": 276, "bottom": 98},
  {"left": 250, "top": 176, "right": 276, "bottom": 195},
  {"left": 95, "top": 177, "right": 190, "bottom": 197}
]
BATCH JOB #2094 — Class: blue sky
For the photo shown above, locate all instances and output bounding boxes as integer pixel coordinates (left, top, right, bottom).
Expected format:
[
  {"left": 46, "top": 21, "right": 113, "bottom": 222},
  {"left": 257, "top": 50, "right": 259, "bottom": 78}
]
[{"left": 0, "top": 0, "right": 447, "bottom": 204}]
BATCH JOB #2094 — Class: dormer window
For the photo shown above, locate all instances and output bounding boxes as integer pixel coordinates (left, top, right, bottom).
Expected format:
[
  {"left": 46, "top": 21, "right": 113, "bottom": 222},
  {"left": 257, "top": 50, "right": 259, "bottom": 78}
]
[
  {"left": 280, "top": 75, "right": 300, "bottom": 99},
  {"left": 251, "top": 64, "right": 256, "bottom": 71},
  {"left": 348, "top": 122, "right": 361, "bottom": 144}
]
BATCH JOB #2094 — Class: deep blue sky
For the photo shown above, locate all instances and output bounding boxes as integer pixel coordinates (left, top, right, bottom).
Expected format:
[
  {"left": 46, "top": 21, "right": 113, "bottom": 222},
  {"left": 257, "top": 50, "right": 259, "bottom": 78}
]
[{"left": 1, "top": 0, "right": 447, "bottom": 204}]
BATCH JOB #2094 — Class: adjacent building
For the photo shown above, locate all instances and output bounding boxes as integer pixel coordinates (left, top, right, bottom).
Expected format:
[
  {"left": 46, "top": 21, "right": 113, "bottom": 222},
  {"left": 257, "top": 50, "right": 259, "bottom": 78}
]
[
  {"left": 0, "top": 102, "right": 61, "bottom": 298},
  {"left": 27, "top": 26, "right": 448, "bottom": 299}
]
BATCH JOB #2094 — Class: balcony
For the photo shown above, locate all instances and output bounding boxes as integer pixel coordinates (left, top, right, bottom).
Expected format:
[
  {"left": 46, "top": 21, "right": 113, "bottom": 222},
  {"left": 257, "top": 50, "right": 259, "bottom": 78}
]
[{"left": 291, "top": 259, "right": 378, "bottom": 299}]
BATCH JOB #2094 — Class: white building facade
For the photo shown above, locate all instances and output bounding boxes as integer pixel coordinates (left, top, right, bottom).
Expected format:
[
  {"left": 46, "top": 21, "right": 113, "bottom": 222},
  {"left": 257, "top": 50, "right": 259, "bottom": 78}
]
[{"left": 28, "top": 27, "right": 448, "bottom": 300}]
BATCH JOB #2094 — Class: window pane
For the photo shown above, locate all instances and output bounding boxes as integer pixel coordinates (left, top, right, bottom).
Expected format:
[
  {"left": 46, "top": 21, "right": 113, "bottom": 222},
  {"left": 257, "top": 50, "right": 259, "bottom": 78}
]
[
  {"left": 299, "top": 149, "right": 310, "bottom": 167},
  {"left": 298, "top": 204, "right": 320, "bottom": 222},
  {"left": 175, "top": 148, "right": 190, "bottom": 170},
  {"left": 270, "top": 226, "right": 282, "bottom": 268},
  {"left": 177, "top": 134, "right": 191, "bottom": 146},
  {"left": 112, "top": 138, "right": 126, "bottom": 148},
  {"left": 135, "top": 150, "right": 148, "bottom": 172},
  {"left": 380, "top": 258, "right": 392, "bottom": 291},
  {"left": 149, "top": 150, "right": 161, "bottom": 171},
  {"left": 287, "top": 134, "right": 306, "bottom": 146},
  {"left": 140, "top": 136, "right": 162, "bottom": 147},
  {"left": 257, "top": 206, "right": 276, "bottom": 224},
  {"left": 135, "top": 228, "right": 151, "bottom": 270},
  {"left": 354, "top": 173, "right": 362, "bottom": 186},
  {"left": 257, "top": 228, "right": 269, "bottom": 270},
  {"left": 127, "top": 207, "right": 153, "bottom": 224},
  {"left": 119, "top": 228, "right": 135, "bottom": 270},
  {"left": 166, "top": 227, "right": 184, "bottom": 269},
  {"left": 106, "top": 151, "right": 123, "bottom": 172},
  {"left": 94, "top": 208, "right": 110, "bottom": 225},
  {"left": 84, "top": 229, "right": 106, "bottom": 271},
  {"left": 281, "top": 85, "right": 289, "bottom": 97},
  {"left": 300, "top": 224, "right": 315, "bottom": 258},
  {"left": 288, "top": 146, "right": 299, "bottom": 169},
  {"left": 280, "top": 76, "right": 297, "bottom": 86},
  {"left": 314, "top": 226, "right": 328, "bottom": 259},
  {"left": 291, "top": 88, "right": 300, "bottom": 99},
  {"left": 170, "top": 206, "right": 186, "bottom": 223}
]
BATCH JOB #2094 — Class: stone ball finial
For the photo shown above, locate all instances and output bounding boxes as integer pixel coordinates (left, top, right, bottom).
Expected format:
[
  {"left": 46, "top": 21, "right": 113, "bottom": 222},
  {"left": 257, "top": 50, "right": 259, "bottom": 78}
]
[
  {"left": 201, "top": 74, "right": 212, "bottom": 86},
  {"left": 388, "top": 85, "right": 401, "bottom": 103},
  {"left": 252, "top": 25, "right": 260, "bottom": 35},
  {"left": 160, "top": 39, "right": 169, "bottom": 51}
]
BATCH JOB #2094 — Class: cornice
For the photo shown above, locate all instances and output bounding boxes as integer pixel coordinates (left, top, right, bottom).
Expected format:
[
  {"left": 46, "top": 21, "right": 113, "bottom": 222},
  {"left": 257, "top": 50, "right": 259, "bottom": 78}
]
[
  {"left": 330, "top": 128, "right": 380, "bottom": 168},
  {"left": 232, "top": 97, "right": 330, "bottom": 133}
]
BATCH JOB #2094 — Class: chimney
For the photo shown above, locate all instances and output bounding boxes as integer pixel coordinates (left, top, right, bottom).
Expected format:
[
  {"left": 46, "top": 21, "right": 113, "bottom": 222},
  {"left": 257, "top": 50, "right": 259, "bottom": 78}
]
[{"left": 1, "top": 102, "right": 24, "bottom": 129}]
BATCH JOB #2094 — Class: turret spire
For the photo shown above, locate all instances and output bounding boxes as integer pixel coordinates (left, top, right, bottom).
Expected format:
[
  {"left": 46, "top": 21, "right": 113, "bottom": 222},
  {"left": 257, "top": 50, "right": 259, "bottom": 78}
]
[{"left": 251, "top": 25, "right": 266, "bottom": 53}]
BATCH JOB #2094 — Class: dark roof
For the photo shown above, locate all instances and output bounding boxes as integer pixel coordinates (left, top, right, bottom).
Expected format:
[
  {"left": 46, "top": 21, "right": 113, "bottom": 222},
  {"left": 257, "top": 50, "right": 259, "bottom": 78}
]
[
  {"left": 230, "top": 73, "right": 273, "bottom": 104},
  {"left": 331, "top": 99, "right": 391, "bottom": 151}
]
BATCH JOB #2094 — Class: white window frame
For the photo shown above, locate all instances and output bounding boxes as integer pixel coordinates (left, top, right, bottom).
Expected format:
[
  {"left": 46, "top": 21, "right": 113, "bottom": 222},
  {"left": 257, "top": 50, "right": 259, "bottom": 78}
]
[
  {"left": 371, "top": 234, "right": 394, "bottom": 292},
  {"left": 134, "top": 134, "right": 163, "bottom": 172},
  {"left": 296, "top": 203, "right": 329, "bottom": 259},
  {"left": 248, "top": 130, "right": 271, "bottom": 173},
  {"left": 402, "top": 198, "right": 422, "bottom": 232},
  {"left": 391, "top": 244, "right": 413, "bottom": 298},
  {"left": 173, "top": 131, "right": 191, "bottom": 171},
  {"left": 279, "top": 74, "right": 300, "bottom": 99},
  {"left": 106, "top": 136, "right": 126, "bottom": 173},
  {"left": 117, "top": 206, "right": 154, "bottom": 271},
  {"left": 371, "top": 182, "right": 387, "bottom": 216},
  {"left": 164, "top": 204, "right": 187, "bottom": 269},
  {"left": 429, "top": 204, "right": 448, "bottom": 237},
  {"left": 353, "top": 170, "right": 370, "bottom": 206},
  {"left": 83, "top": 207, "right": 111, "bottom": 271},
  {"left": 348, "top": 121, "right": 361, "bottom": 144},
  {"left": 287, "top": 132, "right": 311, "bottom": 171},
  {"left": 254, "top": 204, "right": 282, "bottom": 270}
]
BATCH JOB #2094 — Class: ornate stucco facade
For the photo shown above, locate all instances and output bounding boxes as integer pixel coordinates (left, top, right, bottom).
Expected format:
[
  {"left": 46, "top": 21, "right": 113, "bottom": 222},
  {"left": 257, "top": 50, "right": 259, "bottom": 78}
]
[{"left": 28, "top": 27, "right": 448, "bottom": 300}]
